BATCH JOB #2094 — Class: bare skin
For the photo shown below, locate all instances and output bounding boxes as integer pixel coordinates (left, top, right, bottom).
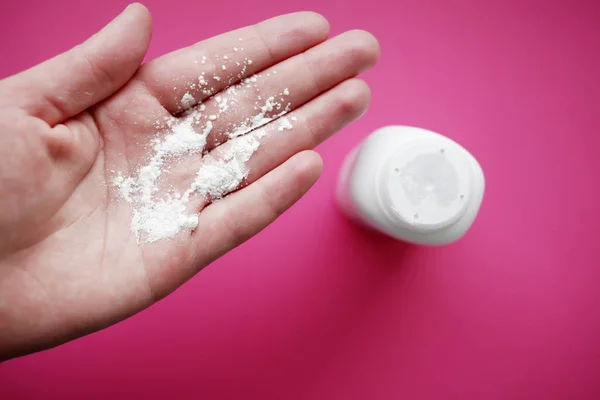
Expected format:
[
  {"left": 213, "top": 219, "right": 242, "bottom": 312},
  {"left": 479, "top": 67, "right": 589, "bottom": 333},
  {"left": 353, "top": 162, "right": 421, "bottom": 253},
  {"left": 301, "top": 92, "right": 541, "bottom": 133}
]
[{"left": 0, "top": 4, "right": 379, "bottom": 361}]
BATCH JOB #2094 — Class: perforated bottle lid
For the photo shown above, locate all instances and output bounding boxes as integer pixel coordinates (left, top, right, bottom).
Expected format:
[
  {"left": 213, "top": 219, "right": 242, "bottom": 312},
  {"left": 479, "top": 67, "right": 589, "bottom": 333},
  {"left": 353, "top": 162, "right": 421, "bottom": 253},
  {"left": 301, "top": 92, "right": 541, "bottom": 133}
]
[{"left": 377, "top": 138, "right": 472, "bottom": 232}]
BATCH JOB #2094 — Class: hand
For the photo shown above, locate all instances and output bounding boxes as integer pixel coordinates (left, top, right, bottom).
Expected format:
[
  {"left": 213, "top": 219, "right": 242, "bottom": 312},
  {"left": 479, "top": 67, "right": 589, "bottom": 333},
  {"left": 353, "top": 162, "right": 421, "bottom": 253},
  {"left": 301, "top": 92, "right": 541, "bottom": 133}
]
[{"left": 0, "top": 4, "right": 379, "bottom": 360}]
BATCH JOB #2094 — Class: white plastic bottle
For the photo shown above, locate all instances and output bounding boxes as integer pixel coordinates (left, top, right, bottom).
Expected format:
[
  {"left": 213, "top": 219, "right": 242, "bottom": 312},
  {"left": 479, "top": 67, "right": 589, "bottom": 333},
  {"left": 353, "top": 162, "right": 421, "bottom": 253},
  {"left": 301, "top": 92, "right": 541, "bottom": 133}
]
[{"left": 336, "top": 125, "right": 485, "bottom": 246}]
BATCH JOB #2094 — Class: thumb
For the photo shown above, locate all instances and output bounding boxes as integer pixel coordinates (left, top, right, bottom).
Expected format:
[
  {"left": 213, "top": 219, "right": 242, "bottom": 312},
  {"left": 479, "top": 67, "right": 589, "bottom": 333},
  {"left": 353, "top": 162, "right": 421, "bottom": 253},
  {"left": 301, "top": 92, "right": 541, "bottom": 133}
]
[{"left": 6, "top": 3, "right": 152, "bottom": 126}]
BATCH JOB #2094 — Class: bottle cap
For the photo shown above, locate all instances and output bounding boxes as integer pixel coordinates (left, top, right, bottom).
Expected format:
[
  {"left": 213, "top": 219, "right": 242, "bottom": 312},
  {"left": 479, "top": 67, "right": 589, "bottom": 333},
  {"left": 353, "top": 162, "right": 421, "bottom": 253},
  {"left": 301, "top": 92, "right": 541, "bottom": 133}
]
[{"left": 377, "top": 137, "right": 472, "bottom": 232}]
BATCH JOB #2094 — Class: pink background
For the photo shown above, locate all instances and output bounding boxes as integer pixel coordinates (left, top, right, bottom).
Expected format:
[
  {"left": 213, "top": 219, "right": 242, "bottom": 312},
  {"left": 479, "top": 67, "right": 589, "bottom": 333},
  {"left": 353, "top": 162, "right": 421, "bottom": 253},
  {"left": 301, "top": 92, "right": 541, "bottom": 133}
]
[{"left": 2, "top": 0, "right": 600, "bottom": 398}]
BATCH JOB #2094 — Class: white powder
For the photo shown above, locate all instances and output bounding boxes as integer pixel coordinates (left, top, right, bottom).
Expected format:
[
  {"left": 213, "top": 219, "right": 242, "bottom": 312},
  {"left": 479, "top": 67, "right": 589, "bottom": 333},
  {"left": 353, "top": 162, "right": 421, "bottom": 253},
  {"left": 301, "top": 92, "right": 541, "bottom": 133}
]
[
  {"left": 216, "top": 96, "right": 229, "bottom": 113},
  {"left": 229, "top": 95, "right": 291, "bottom": 139},
  {"left": 180, "top": 92, "right": 195, "bottom": 109},
  {"left": 112, "top": 69, "right": 294, "bottom": 243},
  {"left": 131, "top": 197, "right": 199, "bottom": 242},
  {"left": 161, "top": 120, "right": 210, "bottom": 155},
  {"left": 186, "top": 134, "right": 260, "bottom": 199},
  {"left": 277, "top": 117, "right": 293, "bottom": 131},
  {"left": 112, "top": 119, "right": 213, "bottom": 242},
  {"left": 113, "top": 174, "right": 135, "bottom": 202}
]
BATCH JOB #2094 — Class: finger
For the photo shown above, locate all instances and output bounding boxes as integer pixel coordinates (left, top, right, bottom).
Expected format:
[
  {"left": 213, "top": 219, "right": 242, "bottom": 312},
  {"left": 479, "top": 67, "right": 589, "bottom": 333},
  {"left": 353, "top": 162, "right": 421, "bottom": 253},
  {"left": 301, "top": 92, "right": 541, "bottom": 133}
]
[
  {"left": 5, "top": 3, "right": 152, "bottom": 125},
  {"left": 175, "top": 30, "right": 379, "bottom": 152},
  {"left": 136, "top": 12, "right": 330, "bottom": 114},
  {"left": 194, "top": 150, "right": 323, "bottom": 264}
]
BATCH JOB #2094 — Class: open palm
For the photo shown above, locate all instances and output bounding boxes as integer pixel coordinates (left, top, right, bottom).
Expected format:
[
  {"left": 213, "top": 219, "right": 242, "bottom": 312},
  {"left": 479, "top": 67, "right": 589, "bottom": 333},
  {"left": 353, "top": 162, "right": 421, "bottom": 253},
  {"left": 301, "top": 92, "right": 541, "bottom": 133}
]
[{"left": 0, "top": 4, "right": 379, "bottom": 360}]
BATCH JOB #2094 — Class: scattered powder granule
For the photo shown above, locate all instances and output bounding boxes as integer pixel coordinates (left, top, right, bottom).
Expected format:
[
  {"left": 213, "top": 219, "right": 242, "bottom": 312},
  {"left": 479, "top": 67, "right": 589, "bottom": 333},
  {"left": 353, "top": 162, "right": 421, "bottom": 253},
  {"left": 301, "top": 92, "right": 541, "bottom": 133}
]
[
  {"left": 222, "top": 65, "right": 227, "bottom": 71},
  {"left": 277, "top": 117, "right": 293, "bottom": 131},
  {"left": 228, "top": 96, "right": 291, "bottom": 139},
  {"left": 242, "top": 75, "right": 258, "bottom": 84},
  {"left": 113, "top": 174, "right": 135, "bottom": 202},
  {"left": 201, "top": 56, "right": 207, "bottom": 64},
  {"left": 180, "top": 93, "right": 195, "bottom": 108},
  {"left": 213, "top": 76, "right": 221, "bottom": 81},
  {"left": 216, "top": 96, "right": 229, "bottom": 113},
  {"left": 283, "top": 88, "right": 290, "bottom": 96}
]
